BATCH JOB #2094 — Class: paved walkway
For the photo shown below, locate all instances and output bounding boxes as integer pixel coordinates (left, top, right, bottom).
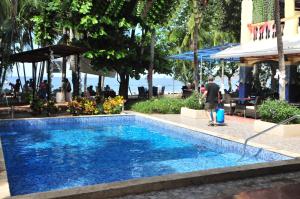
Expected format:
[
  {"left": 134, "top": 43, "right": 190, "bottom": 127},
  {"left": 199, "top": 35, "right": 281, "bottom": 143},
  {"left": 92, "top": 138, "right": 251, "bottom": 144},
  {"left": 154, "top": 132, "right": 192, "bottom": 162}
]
[
  {"left": 136, "top": 113, "right": 300, "bottom": 157},
  {"left": 117, "top": 171, "right": 300, "bottom": 199}
]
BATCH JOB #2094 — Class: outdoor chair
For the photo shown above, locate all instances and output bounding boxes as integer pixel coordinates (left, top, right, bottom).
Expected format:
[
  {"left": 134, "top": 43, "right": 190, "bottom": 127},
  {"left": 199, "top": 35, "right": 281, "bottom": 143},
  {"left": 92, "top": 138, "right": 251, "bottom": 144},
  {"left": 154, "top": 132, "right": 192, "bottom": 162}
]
[
  {"left": 223, "top": 94, "right": 236, "bottom": 115},
  {"left": 103, "top": 90, "right": 116, "bottom": 98},
  {"left": 138, "top": 87, "right": 147, "bottom": 98},
  {"left": 234, "top": 102, "right": 246, "bottom": 118},
  {"left": 152, "top": 86, "right": 158, "bottom": 97},
  {"left": 181, "top": 87, "right": 193, "bottom": 98},
  {"left": 159, "top": 86, "right": 165, "bottom": 96},
  {"left": 245, "top": 96, "right": 261, "bottom": 119}
]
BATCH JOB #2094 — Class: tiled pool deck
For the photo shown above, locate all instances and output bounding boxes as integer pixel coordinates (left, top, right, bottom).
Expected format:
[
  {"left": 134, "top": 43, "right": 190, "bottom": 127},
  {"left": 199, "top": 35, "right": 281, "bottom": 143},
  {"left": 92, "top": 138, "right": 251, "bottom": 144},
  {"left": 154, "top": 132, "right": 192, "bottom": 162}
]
[
  {"left": 1, "top": 113, "right": 300, "bottom": 199},
  {"left": 116, "top": 171, "right": 300, "bottom": 199}
]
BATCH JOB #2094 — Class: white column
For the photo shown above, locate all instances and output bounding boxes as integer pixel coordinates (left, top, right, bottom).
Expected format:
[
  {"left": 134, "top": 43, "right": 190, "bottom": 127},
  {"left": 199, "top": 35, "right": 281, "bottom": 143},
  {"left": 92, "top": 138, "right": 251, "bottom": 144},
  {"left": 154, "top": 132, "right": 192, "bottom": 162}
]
[
  {"left": 241, "top": 0, "right": 253, "bottom": 44},
  {"left": 284, "top": 0, "right": 298, "bottom": 37}
]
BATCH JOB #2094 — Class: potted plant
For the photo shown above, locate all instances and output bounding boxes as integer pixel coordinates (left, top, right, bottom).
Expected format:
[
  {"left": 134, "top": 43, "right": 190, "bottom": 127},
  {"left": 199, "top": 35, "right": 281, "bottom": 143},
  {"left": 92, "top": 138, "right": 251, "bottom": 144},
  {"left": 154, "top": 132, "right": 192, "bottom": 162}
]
[
  {"left": 254, "top": 99, "right": 300, "bottom": 137},
  {"left": 180, "top": 92, "right": 207, "bottom": 119}
]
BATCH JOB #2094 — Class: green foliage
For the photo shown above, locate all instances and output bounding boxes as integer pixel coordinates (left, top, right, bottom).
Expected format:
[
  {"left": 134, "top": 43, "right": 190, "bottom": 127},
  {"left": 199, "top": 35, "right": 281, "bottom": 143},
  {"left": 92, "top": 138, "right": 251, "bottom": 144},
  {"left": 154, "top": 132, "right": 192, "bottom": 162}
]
[
  {"left": 45, "top": 100, "right": 58, "bottom": 114},
  {"left": 30, "top": 98, "right": 45, "bottom": 114},
  {"left": 67, "top": 97, "right": 100, "bottom": 115},
  {"left": 102, "top": 96, "right": 124, "bottom": 114},
  {"left": 165, "top": 0, "right": 241, "bottom": 85},
  {"left": 131, "top": 97, "right": 185, "bottom": 114},
  {"left": 258, "top": 100, "right": 300, "bottom": 124},
  {"left": 184, "top": 92, "right": 204, "bottom": 110},
  {"left": 253, "top": 0, "right": 275, "bottom": 23},
  {"left": 67, "top": 96, "right": 125, "bottom": 115},
  {"left": 131, "top": 94, "right": 206, "bottom": 114}
]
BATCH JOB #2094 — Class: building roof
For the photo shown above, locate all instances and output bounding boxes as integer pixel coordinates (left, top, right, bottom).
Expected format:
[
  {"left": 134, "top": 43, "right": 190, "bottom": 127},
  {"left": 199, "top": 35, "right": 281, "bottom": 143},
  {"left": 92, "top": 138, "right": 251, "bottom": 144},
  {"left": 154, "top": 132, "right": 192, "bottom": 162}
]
[
  {"left": 212, "top": 38, "right": 300, "bottom": 59},
  {"left": 169, "top": 43, "right": 240, "bottom": 62},
  {"left": 10, "top": 45, "right": 88, "bottom": 63}
]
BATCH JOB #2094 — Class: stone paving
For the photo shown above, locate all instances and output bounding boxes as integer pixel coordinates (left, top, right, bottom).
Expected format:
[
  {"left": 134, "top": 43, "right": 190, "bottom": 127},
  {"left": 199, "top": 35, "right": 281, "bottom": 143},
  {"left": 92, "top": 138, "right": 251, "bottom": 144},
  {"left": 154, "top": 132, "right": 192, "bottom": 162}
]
[{"left": 117, "top": 171, "right": 300, "bottom": 199}]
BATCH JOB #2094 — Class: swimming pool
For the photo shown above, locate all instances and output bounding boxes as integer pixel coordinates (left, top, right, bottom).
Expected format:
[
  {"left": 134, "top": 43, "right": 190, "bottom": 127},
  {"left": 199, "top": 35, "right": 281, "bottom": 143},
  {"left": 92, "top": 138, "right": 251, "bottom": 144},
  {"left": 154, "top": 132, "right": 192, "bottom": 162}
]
[{"left": 0, "top": 115, "right": 291, "bottom": 196}]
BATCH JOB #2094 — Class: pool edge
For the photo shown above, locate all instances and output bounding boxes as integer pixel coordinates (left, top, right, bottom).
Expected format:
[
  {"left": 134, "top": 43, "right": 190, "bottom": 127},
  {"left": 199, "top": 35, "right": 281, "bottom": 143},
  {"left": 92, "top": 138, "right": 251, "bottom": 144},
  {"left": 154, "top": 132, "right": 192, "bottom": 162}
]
[
  {"left": 0, "top": 137, "right": 11, "bottom": 199},
  {"left": 0, "top": 113, "right": 134, "bottom": 122},
  {"left": 10, "top": 158, "right": 300, "bottom": 199}
]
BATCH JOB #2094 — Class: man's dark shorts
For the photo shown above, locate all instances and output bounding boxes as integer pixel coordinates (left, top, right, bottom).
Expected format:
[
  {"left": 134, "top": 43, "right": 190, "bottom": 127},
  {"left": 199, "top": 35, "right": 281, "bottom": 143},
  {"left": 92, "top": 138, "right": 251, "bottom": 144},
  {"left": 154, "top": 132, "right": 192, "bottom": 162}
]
[{"left": 205, "top": 102, "right": 217, "bottom": 110}]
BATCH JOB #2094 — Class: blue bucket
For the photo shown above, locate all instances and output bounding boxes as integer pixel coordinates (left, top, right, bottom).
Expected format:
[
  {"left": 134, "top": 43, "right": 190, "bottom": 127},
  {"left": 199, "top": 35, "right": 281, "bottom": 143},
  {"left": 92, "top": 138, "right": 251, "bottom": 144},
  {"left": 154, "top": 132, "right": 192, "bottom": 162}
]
[{"left": 216, "top": 108, "right": 225, "bottom": 124}]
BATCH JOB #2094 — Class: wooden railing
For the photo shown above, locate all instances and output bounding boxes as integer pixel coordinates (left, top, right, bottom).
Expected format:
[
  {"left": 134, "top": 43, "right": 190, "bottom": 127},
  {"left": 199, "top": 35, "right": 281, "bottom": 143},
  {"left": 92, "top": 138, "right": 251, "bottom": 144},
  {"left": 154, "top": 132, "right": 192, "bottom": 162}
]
[{"left": 248, "top": 15, "right": 300, "bottom": 42}]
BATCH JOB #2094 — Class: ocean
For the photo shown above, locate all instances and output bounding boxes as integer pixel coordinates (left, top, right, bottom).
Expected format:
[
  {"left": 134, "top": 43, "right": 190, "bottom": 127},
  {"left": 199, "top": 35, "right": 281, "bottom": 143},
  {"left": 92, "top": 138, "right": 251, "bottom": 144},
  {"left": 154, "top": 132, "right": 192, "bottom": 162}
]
[
  {"left": 4, "top": 73, "right": 239, "bottom": 95},
  {"left": 4, "top": 75, "right": 185, "bottom": 95}
]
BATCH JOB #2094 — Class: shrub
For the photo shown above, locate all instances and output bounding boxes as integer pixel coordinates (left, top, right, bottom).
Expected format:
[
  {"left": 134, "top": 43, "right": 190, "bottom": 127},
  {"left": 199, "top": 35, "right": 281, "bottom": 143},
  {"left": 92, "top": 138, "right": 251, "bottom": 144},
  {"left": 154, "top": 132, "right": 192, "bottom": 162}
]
[
  {"left": 258, "top": 99, "right": 300, "bottom": 124},
  {"left": 67, "top": 97, "right": 99, "bottom": 115},
  {"left": 183, "top": 92, "right": 204, "bottom": 110},
  {"left": 103, "top": 96, "right": 124, "bottom": 114},
  {"left": 30, "top": 98, "right": 45, "bottom": 114},
  {"left": 44, "top": 100, "right": 58, "bottom": 115},
  {"left": 131, "top": 97, "right": 185, "bottom": 114},
  {"left": 82, "top": 99, "right": 99, "bottom": 115},
  {"left": 67, "top": 100, "right": 82, "bottom": 115}
]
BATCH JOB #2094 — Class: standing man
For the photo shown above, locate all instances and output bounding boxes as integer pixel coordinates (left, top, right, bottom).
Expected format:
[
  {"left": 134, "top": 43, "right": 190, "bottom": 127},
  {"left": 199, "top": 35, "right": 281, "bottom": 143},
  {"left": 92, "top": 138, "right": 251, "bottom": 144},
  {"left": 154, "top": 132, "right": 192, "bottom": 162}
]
[{"left": 202, "top": 75, "right": 220, "bottom": 126}]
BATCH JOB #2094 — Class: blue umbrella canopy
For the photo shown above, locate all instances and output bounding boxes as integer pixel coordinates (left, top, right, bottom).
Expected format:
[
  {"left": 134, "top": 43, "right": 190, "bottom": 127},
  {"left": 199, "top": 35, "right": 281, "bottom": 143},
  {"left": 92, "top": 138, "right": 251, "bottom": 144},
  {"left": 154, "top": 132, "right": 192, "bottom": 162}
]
[{"left": 169, "top": 43, "right": 240, "bottom": 62}]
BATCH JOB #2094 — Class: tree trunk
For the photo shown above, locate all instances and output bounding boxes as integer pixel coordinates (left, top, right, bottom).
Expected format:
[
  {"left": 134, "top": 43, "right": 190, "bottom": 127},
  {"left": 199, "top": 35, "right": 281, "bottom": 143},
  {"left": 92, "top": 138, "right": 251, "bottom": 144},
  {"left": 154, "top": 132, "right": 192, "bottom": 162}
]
[
  {"left": 97, "top": 75, "right": 103, "bottom": 94},
  {"left": 193, "top": 0, "right": 200, "bottom": 92},
  {"left": 32, "top": 62, "right": 37, "bottom": 100},
  {"left": 119, "top": 73, "right": 129, "bottom": 99},
  {"left": 140, "top": 28, "right": 147, "bottom": 62},
  {"left": 39, "top": 62, "right": 45, "bottom": 86},
  {"left": 228, "top": 76, "right": 232, "bottom": 92},
  {"left": 61, "top": 57, "right": 67, "bottom": 100},
  {"left": 0, "top": 65, "right": 3, "bottom": 92},
  {"left": 270, "top": 62, "right": 277, "bottom": 91},
  {"left": 0, "top": 67, "right": 7, "bottom": 93},
  {"left": 148, "top": 29, "right": 155, "bottom": 98},
  {"left": 47, "top": 60, "right": 51, "bottom": 101},
  {"left": 275, "top": 0, "right": 286, "bottom": 100},
  {"left": 16, "top": 63, "right": 22, "bottom": 90},
  {"left": 72, "top": 71, "right": 78, "bottom": 97},
  {"left": 70, "top": 29, "right": 80, "bottom": 97},
  {"left": 22, "top": 63, "right": 27, "bottom": 82}
]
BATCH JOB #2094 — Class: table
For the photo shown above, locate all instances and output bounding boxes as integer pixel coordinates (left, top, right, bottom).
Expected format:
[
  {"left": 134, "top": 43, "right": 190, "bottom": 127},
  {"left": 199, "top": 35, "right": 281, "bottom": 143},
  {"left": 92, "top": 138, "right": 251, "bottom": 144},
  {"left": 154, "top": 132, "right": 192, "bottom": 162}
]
[{"left": 230, "top": 97, "right": 256, "bottom": 117}]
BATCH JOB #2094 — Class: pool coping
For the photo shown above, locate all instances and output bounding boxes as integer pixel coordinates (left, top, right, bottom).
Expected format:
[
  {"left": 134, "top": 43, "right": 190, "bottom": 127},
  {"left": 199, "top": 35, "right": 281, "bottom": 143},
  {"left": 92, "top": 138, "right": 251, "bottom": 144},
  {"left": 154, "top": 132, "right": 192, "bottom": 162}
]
[
  {"left": 9, "top": 159, "right": 300, "bottom": 199},
  {"left": 0, "top": 137, "right": 10, "bottom": 199},
  {"left": 0, "top": 114, "right": 299, "bottom": 199}
]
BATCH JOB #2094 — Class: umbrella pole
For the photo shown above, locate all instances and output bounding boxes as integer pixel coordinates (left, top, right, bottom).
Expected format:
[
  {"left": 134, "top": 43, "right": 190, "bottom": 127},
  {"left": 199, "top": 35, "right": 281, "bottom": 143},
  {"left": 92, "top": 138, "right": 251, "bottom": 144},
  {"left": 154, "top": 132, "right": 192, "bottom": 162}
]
[
  {"left": 200, "top": 55, "right": 203, "bottom": 86},
  {"left": 84, "top": 73, "right": 87, "bottom": 96}
]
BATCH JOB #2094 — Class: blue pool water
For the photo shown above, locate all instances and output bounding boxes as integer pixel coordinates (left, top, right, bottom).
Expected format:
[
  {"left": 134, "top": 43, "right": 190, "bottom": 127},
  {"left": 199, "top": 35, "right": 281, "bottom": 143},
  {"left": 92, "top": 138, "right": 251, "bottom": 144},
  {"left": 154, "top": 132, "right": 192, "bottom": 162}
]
[{"left": 0, "top": 116, "right": 290, "bottom": 196}]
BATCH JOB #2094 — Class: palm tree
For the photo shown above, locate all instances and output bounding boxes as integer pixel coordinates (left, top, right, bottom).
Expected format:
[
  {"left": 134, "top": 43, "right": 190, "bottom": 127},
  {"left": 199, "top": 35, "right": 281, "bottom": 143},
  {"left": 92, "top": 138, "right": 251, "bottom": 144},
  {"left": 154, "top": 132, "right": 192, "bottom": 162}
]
[
  {"left": 0, "top": 0, "right": 12, "bottom": 92},
  {"left": 192, "top": 0, "right": 200, "bottom": 92},
  {"left": 0, "top": 0, "right": 11, "bottom": 25},
  {"left": 0, "top": 0, "right": 42, "bottom": 92},
  {"left": 274, "top": 0, "right": 286, "bottom": 101}
]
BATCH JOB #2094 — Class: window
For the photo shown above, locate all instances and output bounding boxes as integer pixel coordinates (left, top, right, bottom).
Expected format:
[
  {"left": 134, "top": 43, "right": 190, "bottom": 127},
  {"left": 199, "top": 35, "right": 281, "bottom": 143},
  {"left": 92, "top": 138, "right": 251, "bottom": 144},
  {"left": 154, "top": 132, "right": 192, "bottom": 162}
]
[
  {"left": 296, "top": 0, "right": 300, "bottom": 11},
  {"left": 297, "top": 64, "right": 300, "bottom": 73}
]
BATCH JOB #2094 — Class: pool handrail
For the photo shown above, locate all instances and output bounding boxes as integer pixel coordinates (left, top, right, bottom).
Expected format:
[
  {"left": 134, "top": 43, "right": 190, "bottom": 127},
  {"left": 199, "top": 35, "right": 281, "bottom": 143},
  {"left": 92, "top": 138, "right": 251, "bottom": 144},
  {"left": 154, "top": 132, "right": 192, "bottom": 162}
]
[{"left": 239, "top": 115, "right": 300, "bottom": 161}]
